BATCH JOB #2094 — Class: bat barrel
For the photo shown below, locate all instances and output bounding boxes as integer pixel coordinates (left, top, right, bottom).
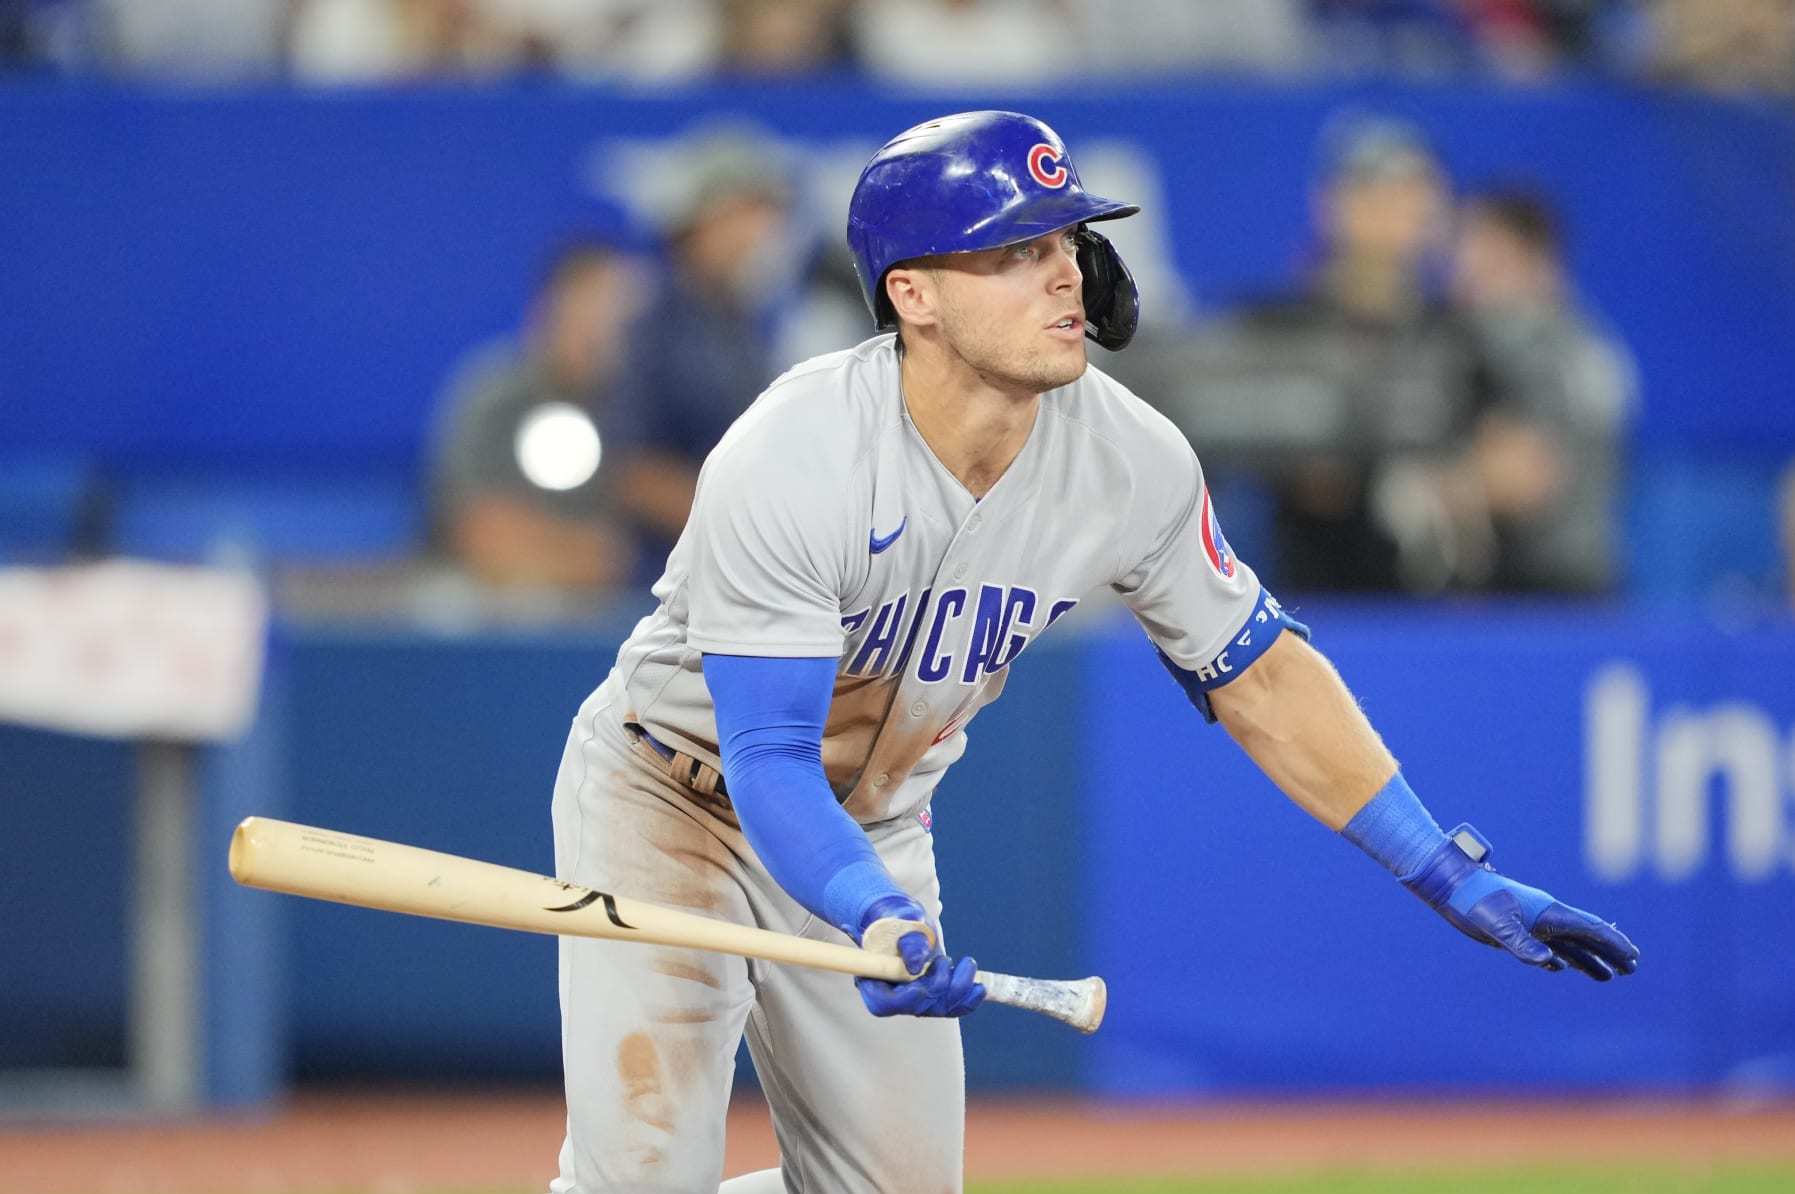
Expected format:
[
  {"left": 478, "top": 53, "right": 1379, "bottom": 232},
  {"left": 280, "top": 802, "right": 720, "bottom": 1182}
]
[
  {"left": 228, "top": 817, "right": 916, "bottom": 981},
  {"left": 229, "top": 816, "right": 1105, "bottom": 1032}
]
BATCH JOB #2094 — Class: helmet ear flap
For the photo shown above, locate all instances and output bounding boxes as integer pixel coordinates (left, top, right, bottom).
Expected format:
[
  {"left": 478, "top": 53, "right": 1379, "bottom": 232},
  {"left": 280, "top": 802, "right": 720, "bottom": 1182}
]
[
  {"left": 1075, "top": 227, "right": 1139, "bottom": 352},
  {"left": 873, "top": 280, "right": 898, "bottom": 329}
]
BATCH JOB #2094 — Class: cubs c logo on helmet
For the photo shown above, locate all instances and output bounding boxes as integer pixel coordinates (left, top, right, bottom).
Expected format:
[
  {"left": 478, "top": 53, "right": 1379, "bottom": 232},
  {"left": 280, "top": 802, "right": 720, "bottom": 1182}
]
[
  {"left": 1199, "top": 487, "right": 1237, "bottom": 580},
  {"left": 1027, "top": 143, "right": 1069, "bottom": 189}
]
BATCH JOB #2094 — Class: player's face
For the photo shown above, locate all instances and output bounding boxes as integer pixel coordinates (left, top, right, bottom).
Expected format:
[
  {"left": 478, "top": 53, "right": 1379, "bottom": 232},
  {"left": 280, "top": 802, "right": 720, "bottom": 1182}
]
[{"left": 928, "top": 227, "right": 1088, "bottom": 393}]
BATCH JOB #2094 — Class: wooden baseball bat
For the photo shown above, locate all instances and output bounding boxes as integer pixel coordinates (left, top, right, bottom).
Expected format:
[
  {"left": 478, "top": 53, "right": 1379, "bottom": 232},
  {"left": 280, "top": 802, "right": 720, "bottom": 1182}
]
[{"left": 227, "top": 816, "right": 1105, "bottom": 1034}]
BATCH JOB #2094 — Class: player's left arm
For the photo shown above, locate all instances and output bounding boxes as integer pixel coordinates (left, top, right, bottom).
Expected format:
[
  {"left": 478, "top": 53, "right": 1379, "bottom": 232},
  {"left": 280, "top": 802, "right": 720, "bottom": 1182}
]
[{"left": 1208, "top": 632, "right": 1640, "bottom": 980}]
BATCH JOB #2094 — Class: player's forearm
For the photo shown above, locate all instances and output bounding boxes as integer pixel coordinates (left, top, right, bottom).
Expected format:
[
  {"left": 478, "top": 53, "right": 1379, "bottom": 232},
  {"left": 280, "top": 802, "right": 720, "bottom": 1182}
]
[
  {"left": 724, "top": 731, "right": 900, "bottom": 932},
  {"left": 1209, "top": 631, "right": 1397, "bottom": 830},
  {"left": 701, "top": 653, "right": 910, "bottom": 936},
  {"left": 1208, "top": 633, "right": 1639, "bottom": 977}
]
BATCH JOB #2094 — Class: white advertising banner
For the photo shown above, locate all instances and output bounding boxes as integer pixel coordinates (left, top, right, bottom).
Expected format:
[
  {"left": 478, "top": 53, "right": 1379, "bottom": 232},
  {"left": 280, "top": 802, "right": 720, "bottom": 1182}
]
[{"left": 0, "top": 560, "right": 268, "bottom": 742}]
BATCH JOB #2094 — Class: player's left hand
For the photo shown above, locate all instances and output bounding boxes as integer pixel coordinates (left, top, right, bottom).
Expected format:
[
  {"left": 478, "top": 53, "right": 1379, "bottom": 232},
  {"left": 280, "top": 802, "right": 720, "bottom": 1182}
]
[
  {"left": 1403, "top": 824, "right": 1640, "bottom": 980},
  {"left": 852, "top": 894, "right": 986, "bottom": 1018}
]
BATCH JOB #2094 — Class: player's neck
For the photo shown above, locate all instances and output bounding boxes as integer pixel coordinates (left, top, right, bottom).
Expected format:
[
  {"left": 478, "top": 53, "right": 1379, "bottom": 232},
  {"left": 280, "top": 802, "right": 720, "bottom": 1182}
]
[{"left": 899, "top": 343, "right": 1040, "bottom": 500}]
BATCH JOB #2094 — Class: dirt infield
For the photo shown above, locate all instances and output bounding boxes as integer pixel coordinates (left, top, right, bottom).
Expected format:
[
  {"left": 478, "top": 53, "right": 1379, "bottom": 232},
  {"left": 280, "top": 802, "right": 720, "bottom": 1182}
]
[{"left": 7, "top": 1090, "right": 1795, "bottom": 1194}]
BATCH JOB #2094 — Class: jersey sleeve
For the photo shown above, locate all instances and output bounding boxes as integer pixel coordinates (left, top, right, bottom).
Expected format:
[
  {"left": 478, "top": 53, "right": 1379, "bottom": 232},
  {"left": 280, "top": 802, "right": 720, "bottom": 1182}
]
[
  {"left": 1113, "top": 432, "right": 1309, "bottom": 722},
  {"left": 682, "top": 416, "right": 857, "bottom": 658}
]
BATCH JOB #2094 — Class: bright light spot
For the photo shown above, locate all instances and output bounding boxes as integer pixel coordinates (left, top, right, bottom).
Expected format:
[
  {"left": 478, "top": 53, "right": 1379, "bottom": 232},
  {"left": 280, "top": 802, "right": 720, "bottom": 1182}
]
[{"left": 515, "top": 402, "right": 602, "bottom": 492}]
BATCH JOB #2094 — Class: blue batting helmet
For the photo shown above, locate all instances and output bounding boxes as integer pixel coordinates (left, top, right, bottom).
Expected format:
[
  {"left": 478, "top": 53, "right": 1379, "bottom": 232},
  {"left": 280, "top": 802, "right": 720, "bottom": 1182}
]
[{"left": 846, "top": 110, "right": 1142, "bottom": 351}]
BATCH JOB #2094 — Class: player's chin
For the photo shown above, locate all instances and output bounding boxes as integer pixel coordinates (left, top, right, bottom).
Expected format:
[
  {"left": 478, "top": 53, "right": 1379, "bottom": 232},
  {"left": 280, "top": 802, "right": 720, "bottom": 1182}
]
[
  {"left": 1014, "top": 340, "right": 1087, "bottom": 392},
  {"left": 1038, "top": 348, "right": 1088, "bottom": 391}
]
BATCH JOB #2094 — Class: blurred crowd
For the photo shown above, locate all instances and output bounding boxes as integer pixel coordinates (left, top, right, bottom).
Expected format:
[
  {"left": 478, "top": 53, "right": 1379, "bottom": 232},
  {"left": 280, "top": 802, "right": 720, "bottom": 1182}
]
[
  {"left": 420, "top": 116, "right": 1645, "bottom": 603},
  {"left": 2, "top": 0, "right": 1793, "bottom": 94},
  {"left": 4, "top": 2, "right": 1793, "bottom": 612},
  {"left": 426, "top": 127, "right": 869, "bottom": 596},
  {"left": 1110, "top": 118, "right": 1637, "bottom": 596}
]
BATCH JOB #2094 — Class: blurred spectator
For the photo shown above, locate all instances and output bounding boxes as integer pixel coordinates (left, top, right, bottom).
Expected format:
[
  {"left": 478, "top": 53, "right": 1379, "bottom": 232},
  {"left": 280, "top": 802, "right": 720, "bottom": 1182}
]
[
  {"left": 1, "top": 2, "right": 31, "bottom": 63},
  {"left": 1312, "top": 0, "right": 1488, "bottom": 76},
  {"left": 1311, "top": 0, "right": 1618, "bottom": 81},
  {"left": 1080, "top": 0, "right": 1312, "bottom": 76},
  {"left": 1780, "top": 458, "right": 1795, "bottom": 612},
  {"left": 853, "top": 0, "right": 1078, "bottom": 84},
  {"left": 604, "top": 129, "right": 809, "bottom": 563},
  {"left": 774, "top": 241, "right": 872, "bottom": 372},
  {"left": 1645, "top": 0, "right": 1795, "bottom": 94},
  {"left": 1449, "top": 188, "right": 1636, "bottom": 593},
  {"left": 291, "top": 0, "right": 849, "bottom": 82},
  {"left": 1147, "top": 117, "right": 1497, "bottom": 594},
  {"left": 1, "top": 0, "right": 102, "bottom": 69},
  {"left": 720, "top": 0, "right": 851, "bottom": 74},
  {"left": 27, "top": 0, "right": 1784, "bottom": 89},
  {"left": 860, "top": 0, "right": 1315, "bottom": 82},
  {"left": 428, "top": 237, "right": 642, "bottom": 591},
  {"left": 1457, "top": 0, "right": 1617, "bottom": 79},
  {"left": 484, "top": 0, "right": 717, "bottom": 80},
  {"left": 290, "top": 0, "right": 514, "bottom": 82},
  {"left": 98, "top": 0, "right": 286, "bottom": 78}
]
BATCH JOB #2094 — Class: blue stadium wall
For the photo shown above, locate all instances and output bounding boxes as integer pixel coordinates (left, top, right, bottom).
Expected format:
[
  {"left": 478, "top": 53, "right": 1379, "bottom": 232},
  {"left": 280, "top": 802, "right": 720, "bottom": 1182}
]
[{"left": 5, "top": 604, "right": 1795, "bottom": 1099}]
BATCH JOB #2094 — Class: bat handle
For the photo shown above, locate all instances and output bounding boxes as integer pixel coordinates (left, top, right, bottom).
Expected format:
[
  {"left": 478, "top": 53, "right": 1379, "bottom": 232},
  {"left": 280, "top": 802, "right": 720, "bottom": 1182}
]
[
  {"left": 974, "top": 970, "right": 1107, "bottom": 1034},
  {"left": 860, "top": 915, "right": 936, "bottom": 960},
  {"left": 861, "top": 917, "right": 1107, "bottom": 1033}
]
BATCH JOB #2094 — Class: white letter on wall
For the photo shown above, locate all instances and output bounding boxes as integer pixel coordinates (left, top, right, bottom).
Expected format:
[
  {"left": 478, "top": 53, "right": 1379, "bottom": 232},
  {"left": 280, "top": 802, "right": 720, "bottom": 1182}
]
[
  {"left": 1586, "top": 663, "right": 1647, "bottom": 881},
  {"left": 1655, "top": 705, "right": 1781, "bottom": 881}
]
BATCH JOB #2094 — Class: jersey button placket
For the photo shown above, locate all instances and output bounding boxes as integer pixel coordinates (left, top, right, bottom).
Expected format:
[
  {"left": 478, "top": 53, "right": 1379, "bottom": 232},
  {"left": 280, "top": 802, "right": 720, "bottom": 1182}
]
[{"left": 909, "top": 699, "right": 928, "bottom": 718}]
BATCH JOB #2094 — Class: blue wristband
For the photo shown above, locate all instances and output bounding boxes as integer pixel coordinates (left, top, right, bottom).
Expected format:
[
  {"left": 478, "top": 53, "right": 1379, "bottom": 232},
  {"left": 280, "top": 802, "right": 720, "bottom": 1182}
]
[
  {"left": 822, "top": 860, "right": 910, "bottom": 939},
  {"left": 1341, "top": 771, "right": 1449, "bottom": 880}
]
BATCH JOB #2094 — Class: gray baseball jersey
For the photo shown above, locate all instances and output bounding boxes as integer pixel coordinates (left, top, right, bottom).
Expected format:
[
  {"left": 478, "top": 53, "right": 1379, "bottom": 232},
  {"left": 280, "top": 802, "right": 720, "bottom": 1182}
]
[{"left": 612, "top": 331, "right": 1281, "bottom": 824}]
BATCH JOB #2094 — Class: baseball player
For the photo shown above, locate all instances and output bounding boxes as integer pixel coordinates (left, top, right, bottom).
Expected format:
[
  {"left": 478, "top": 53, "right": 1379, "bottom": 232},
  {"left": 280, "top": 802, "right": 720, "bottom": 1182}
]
[{"left": 546, "top": 110, "right": 1639, "bottom": 1194}]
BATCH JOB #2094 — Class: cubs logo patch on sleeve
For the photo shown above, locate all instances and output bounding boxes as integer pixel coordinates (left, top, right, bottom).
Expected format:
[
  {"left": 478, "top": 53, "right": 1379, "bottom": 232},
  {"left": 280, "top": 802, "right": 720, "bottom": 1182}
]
[{"left": 1200, "top": 487, "right": 1237, "bottom": 580}]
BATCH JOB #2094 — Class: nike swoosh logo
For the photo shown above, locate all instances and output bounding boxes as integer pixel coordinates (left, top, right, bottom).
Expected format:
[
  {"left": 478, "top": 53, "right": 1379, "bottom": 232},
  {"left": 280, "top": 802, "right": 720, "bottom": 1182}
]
[{"left": 869, "top": 516, "right": 907, "bottom": 555}]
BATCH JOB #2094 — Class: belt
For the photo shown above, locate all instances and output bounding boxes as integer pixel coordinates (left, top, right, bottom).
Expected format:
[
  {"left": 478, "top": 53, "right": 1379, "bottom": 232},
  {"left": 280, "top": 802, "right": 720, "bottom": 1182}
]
[{"left": 631, "top": 723, "right": 730, "bottom": 803}]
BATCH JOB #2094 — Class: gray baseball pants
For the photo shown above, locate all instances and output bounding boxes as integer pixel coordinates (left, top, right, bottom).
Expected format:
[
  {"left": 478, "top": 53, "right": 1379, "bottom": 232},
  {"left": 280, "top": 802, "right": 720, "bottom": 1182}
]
[{"left": 547, "top": 674, "right": 965, "bottom": 1194}]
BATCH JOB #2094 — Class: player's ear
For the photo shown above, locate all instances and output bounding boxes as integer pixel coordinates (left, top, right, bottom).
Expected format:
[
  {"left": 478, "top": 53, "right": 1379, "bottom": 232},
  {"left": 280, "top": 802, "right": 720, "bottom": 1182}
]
[{"left": 885, "top": 266, "right": 940, "bottom": 330}]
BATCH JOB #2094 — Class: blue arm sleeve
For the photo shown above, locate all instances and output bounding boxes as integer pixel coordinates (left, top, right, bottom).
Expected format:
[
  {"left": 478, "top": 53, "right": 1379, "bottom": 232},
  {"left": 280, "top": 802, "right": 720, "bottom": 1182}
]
[{"left": 701, "top": 653, "right": 909, "bottom": 937}]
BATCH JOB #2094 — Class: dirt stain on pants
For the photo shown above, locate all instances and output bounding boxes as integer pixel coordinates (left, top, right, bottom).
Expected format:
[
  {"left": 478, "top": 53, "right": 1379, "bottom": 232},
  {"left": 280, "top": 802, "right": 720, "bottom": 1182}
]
[{"left": 616, "top": 1030, "right": 676, "bottom": 1172}]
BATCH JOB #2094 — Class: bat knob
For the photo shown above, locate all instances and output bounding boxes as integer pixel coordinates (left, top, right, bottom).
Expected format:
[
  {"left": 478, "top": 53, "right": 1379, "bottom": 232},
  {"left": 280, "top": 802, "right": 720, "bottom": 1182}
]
[
  {"left": 860, "top": 916, "right": 935, "bottom": 975},
  {"left": 1073, "top": 975, "right": 1108, "bottom": 1035}
]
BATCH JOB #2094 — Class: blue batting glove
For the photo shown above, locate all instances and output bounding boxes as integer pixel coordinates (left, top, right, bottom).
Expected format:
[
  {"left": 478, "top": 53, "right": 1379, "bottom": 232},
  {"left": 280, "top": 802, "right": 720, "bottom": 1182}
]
[
  {"left": 1404, "top": 824, "right": 1641, "bottom": 981},
  {"left": 851, "top": 894, "right": 986, "bottom": 1018}
]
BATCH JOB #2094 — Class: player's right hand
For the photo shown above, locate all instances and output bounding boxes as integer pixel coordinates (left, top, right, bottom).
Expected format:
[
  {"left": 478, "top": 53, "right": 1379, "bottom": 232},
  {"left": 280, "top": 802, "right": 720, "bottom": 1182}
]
[{"left": 852, "top": 894, "right": 986, "bottom": 1018}]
